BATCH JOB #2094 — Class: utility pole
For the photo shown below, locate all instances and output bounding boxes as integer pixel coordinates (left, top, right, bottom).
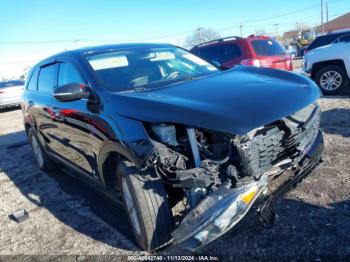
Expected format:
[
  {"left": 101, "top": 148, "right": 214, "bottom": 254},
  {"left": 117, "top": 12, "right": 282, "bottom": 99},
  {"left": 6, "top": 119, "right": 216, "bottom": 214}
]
[
  {"left": 196, "top": 27, "right": 203, "bottom": 43},
  {"left": 321, "top": 0, "right": 325, "bottom": 35},
  {"left": 273, "top": 23, "right": 279, "bottom": 39},
  {"left": 239, "top": 24, "right": 243, "bottom": 37}
]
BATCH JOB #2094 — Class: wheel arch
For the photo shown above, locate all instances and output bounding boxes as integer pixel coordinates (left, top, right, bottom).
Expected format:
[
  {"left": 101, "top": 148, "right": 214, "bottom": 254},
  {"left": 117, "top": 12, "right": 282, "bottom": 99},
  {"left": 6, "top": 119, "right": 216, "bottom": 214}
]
[
  {"left": 98, "top": 140, "right": 144, "bottom": 190},
  {"left": 311, "top": 59, "right": 347, "bottom": 79}
]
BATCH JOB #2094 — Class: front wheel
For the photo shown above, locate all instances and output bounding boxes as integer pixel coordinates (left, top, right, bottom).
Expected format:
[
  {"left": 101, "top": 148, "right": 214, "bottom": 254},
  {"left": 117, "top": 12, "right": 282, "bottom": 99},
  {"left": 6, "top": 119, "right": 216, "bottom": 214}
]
[
  {"left": 117, "top": 160, "right": 173, "bottom": 251},
  {"left": 28, "top": 128, "right": 56, "bottom": 171},
  {"left": 315, "top": 65, "right": 348, "bottom": 95}
]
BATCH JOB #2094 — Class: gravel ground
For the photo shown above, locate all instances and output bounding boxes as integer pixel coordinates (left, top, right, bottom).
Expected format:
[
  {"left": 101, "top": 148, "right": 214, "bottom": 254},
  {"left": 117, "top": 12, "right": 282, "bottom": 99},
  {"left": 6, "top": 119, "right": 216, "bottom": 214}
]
[{"left": 0, "top": 97, "right": 349, "bottom": 260}]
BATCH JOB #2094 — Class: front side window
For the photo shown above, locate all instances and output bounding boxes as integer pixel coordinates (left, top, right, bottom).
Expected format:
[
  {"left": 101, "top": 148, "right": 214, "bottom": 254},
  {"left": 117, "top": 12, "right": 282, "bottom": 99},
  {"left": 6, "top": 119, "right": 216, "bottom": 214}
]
[
  {"left": 58, "top": 62, "right": 84, "bottom": 86},
  {"left": 86, "top": 46, "right": 218, "bottom": 92},
  {"left": 251, "top": 39, "right": 286, "bottom": 56},
  {"left": 38, "top": 64, "right": 58, "bottom": 93}
]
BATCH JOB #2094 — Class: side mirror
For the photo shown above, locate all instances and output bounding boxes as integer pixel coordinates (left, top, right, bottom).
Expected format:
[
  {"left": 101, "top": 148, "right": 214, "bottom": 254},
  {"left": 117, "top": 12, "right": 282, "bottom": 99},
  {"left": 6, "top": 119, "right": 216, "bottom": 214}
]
[{"left": 54, "top": 83, "right": 91, "bottom": 102}]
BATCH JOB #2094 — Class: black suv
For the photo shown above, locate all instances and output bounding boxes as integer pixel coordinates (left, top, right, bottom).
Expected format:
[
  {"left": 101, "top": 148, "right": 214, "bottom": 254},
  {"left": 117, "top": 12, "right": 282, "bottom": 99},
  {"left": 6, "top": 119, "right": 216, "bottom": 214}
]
[
  {"left": 305, "top": 30, "right": 350, "bottom": 53},
  {"left": 22, "top": 43, "right": 323, "bottom": 251}
]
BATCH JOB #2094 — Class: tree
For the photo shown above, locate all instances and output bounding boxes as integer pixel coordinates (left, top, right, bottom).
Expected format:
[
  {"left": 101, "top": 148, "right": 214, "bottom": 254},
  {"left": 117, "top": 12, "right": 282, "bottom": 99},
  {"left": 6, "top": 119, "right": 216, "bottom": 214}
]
[{"left": 184, "top": 27, "right": 221, "bottom": 48}]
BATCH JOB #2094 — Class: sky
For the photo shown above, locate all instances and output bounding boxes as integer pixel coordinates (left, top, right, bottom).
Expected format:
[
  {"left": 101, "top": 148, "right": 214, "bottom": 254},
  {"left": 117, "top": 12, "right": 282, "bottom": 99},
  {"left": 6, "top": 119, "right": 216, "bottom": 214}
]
[{"left": 0, "top": 0, "right": 349, "bottom": 79}]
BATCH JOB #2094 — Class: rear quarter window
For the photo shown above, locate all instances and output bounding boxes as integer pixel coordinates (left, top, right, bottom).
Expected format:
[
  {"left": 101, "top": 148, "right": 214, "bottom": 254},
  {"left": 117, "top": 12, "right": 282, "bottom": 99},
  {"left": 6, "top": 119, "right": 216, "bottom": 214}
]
[
  {"left": 251, "top": 39, "right": 286, "bottom": 56},
  {"left": 192, "top": 43, "right": 242, "bottom": 64}
]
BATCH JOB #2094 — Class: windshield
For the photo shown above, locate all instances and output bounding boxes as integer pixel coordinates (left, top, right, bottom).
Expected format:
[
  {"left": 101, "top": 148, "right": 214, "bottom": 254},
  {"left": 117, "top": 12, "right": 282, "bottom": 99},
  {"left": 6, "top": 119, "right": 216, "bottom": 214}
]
[
  {"left": 251, "top": 39, "right": 286, "bottom": 56},
  {"left": 86, "top": 46, "right": 219, "bottom": 92}
]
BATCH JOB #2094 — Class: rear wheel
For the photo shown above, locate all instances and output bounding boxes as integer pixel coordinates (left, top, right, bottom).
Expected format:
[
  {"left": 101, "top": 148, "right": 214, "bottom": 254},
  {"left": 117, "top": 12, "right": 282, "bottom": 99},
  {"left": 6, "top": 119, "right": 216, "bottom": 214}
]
[
  {"left": 117, "top": 160, "right": 173, "bottom": 251},
  {"left": 315, "top": 65, "right": 348, "bottom": 95},
  {"left": 28, "top": 128, "right": 56, "bottom": 171}
]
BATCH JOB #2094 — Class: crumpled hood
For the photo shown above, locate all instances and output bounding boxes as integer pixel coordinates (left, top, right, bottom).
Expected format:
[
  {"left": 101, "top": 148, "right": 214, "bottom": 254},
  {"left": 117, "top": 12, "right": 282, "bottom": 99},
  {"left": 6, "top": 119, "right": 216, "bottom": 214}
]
[{"left": 112, "top": 66, "right": 321, "bottom": 135}]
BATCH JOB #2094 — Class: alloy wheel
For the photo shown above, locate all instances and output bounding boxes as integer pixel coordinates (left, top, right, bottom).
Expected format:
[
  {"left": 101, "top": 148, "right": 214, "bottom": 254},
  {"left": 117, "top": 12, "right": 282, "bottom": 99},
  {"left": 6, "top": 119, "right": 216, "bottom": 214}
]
[
  {"left": 31, "top": 135, "right": 44, "bottom": 167},
  {"left": 320, "top": 71, "right": 343, "bottom": 91}
]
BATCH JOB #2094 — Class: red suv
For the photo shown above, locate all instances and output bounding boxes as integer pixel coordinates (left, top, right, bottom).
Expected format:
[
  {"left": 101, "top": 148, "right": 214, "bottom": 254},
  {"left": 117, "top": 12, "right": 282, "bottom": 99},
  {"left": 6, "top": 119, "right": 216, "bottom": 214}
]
[{"left": 191, "top": 35, "right": 293, "bottom": 71}]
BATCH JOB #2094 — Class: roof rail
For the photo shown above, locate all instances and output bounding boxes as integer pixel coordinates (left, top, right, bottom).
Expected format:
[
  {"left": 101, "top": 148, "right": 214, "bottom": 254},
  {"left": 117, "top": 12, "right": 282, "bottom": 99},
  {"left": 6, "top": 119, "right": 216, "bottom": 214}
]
[{"left": 192, "top": 36, "right": 242, "bottom": 49}]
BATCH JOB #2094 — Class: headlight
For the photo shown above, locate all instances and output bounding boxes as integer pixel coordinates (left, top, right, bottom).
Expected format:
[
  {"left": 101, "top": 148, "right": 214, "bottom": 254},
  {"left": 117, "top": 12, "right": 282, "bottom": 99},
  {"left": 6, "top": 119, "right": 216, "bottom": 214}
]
[{"left": 172, "top": 179, "right": 267, "bottom": 250}]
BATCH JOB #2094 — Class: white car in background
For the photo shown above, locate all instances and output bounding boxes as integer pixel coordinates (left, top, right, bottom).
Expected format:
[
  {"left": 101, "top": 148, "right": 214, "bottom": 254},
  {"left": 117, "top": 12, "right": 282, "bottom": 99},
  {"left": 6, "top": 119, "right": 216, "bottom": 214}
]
[
  {"left": 303, "top": 35, "right": 350, "bottom": 95},
  {"left": 0, "top": 80, "right": 25, "bottom": 109}
]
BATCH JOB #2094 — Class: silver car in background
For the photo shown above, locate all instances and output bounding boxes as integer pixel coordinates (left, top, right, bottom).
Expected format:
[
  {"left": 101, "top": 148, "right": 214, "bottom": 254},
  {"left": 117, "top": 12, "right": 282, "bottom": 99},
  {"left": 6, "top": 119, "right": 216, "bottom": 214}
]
[{"left": 0, "top": 80, "right": 25, "bottom": 109}]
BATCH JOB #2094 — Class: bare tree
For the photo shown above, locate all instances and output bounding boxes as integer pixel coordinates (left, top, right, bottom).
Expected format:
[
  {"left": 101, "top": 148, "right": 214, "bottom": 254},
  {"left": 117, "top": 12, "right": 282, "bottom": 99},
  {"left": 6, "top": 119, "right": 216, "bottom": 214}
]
[
  {"left": 185, "top": 27, "right": 221, "bottom": 48},
  {"left": 255, "top": 28, "right": 267, "bottom": 36}
]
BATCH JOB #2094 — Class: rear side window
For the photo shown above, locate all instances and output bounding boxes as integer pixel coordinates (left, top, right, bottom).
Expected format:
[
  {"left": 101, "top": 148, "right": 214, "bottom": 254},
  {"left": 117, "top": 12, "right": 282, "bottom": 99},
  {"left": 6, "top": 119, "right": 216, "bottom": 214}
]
[
  {"left": 38, "top": 64, "right": 58, "bottom": 93},
  {"left": 58, "top": 62, "right": 84, "bottom": 86},
  {"left": 27, "top": 68, "right": 39, "bottom": 91},
  {"left": 192, "top": 44, "right": 242, "bottom": 64},
  {"left": 251, "top": 39, "right": 286, "bottom": 56}
]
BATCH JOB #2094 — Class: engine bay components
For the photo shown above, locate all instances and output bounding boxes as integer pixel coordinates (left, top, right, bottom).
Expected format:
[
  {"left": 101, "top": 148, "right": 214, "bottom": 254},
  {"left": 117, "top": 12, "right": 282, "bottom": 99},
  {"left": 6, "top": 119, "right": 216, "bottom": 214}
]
[
  {"left": 142, "top": 103, "right": 322, "bottom": 250},
  {"left": 151, "top": 124, "right": 179, "bottom": 146}
]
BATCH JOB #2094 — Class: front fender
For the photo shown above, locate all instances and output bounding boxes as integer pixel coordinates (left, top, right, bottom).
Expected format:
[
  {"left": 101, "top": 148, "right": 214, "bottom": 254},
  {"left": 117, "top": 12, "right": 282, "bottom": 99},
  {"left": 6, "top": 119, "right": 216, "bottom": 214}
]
[{"left": 97, "top": 140, "right": 152, "bottom": 186}]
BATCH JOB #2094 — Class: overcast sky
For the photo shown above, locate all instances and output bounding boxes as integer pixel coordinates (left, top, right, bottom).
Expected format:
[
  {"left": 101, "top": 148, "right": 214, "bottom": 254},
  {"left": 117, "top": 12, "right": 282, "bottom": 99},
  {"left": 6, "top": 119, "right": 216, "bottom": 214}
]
[{"left": 0, "top": 0, "right": 349, "bottom": 79}]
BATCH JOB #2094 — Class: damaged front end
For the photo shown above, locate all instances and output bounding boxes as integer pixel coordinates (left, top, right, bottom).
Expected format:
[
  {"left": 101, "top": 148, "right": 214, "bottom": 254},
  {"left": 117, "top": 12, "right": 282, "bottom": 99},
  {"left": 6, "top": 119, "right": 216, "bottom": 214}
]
[{"left": 139, "top": 102, "right": 323, "bottom": 250}]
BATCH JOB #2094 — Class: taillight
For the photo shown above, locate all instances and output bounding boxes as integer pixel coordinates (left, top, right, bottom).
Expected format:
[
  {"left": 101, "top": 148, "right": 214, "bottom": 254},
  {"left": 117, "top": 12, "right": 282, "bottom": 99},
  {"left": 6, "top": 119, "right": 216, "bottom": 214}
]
[{"left": 240, "top": 59, "right": 261, "bottom": 67}]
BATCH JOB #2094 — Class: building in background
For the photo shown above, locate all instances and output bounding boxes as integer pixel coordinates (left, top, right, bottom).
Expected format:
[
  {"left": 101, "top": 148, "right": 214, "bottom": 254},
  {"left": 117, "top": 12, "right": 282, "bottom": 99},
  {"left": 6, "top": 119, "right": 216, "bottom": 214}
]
[
  {"left": 315, "top": 11, "right": 350, "bottom": 33},
  {"left": 282, "top": 12, "right": 350, "bottom": 44}
]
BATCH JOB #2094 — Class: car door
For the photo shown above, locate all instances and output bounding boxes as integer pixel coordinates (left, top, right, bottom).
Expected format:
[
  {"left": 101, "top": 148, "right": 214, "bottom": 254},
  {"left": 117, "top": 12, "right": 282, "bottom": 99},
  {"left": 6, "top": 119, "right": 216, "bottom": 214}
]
[
  {"left": 50, "top": 59, "right": 96, "bottom": 176},
  {"left": 33, "top": 62, "right": 59, "bottom": 149}
]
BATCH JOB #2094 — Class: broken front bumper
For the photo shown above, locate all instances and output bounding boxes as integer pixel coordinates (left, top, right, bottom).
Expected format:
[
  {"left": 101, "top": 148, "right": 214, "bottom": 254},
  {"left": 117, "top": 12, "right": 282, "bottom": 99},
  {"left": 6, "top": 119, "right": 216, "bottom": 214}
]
[
  {"left": 172, "top": 178, "right": 268, "bottom": 251},
  {"left": 172, "top": 131, "right": 324, "bottom": 251}
]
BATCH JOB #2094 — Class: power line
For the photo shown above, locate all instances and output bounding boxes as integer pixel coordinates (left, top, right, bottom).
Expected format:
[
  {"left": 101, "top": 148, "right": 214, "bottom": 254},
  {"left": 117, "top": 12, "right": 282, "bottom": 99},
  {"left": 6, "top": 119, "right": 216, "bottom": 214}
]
[
  {"left": 1, "top": 1, "right": 348, "bottom": 46},
  {"left": 0, "top": 30, "right": 195, "bottom": 45},
  {"left": 1, "top": 10, "right": 348, "bottom": 51}
]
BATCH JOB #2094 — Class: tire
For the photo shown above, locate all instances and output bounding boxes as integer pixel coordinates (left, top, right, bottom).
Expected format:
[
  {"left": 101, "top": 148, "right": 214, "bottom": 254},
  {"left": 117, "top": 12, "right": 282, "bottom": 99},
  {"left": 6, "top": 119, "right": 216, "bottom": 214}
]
[
  {"left": 117, "top": 160, "right": 173, "bottom": 251},
  {"left": 28, "top": 128, "right": 56, "bottom": 171},
  {"left": 315, "top": 65, "right": 348, "bottom": 95}
]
